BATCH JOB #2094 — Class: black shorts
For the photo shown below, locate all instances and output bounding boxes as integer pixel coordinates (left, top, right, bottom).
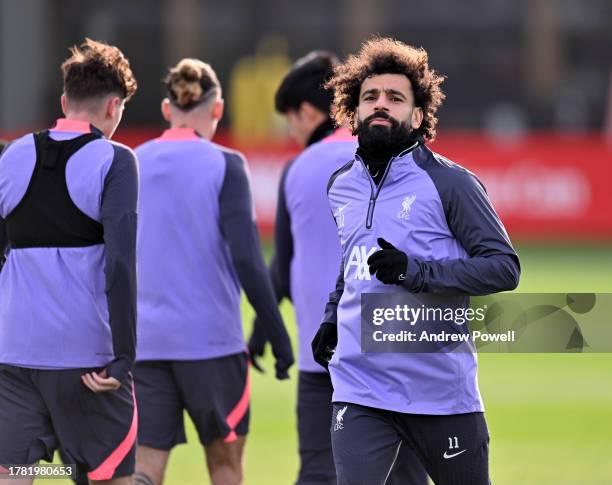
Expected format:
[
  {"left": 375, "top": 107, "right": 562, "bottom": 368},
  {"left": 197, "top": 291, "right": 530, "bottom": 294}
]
[
  {"left": 297, "top": 371, "right": 336, "bottom": 485},
  {"left": 133, "top": 352, "right": 250, "bottom": 450},
  {"left": 331, "top": 403, "right": 489, "bottom": 485},
  {"left": 0, "top": 364, "right": 136, "bottom": 480}
]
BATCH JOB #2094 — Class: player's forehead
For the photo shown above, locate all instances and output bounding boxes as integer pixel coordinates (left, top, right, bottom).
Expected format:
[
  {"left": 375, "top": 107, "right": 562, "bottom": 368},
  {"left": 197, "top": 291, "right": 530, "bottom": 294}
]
[{"left": 359, "top": 73, "right": 412, "bottom": 98}]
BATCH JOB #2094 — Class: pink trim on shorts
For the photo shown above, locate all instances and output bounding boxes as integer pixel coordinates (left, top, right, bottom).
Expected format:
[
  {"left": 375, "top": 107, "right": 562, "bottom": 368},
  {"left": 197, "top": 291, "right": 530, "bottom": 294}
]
[
  {"left": 52, "top": 118, "right": 92, "bottom": 133},
  {"left": 321, "top": 127, "right": 355, "bottom": 143},
  {"left": 223, "top": 364, "right": 251, "bottom": 443},
  {"left": 156, "top": 127, "right": 201, "bottom": 141},
  {"left": 87, "top": 386, "right": 138, "bottom": 481}
]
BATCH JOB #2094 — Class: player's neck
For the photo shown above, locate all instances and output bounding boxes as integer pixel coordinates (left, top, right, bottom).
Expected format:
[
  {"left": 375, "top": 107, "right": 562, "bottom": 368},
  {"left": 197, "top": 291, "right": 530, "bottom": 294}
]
[
  {"left": 62, "top": 112, "right": 107, "bottom": 136},
  {"left": 306, "top": 117, "right": 335, "bottom": 147},
  {"left": 64, "top": 112, "right": 100, "bottom": 126},
  {"left": 170, "top": 120, "right": 215, "bottom": 141}
]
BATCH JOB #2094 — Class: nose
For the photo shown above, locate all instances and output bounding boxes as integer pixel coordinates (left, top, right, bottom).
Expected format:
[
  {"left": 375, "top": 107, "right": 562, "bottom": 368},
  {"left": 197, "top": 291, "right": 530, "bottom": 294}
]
[{"left": 373, "top": 98, "right": 390, "bottom": 113}]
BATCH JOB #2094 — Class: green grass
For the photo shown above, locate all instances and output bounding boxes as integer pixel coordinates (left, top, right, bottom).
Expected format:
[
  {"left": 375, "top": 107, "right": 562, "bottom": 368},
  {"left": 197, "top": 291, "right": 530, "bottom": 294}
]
[{"left": 38, "top": 243, "right": 612, "bottom": 484}]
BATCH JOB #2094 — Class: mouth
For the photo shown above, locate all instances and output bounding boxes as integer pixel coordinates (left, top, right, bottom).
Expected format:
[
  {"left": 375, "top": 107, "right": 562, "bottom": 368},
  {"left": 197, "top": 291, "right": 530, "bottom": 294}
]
[{"left": 369, "top": 118, "right": 392, "bottom": 127}]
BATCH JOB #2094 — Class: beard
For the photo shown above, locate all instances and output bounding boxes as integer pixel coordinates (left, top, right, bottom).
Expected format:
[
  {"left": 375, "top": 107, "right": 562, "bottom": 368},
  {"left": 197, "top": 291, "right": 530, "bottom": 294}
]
[{"left": 355, "top": 111, "right": 416, "bottom": 158}]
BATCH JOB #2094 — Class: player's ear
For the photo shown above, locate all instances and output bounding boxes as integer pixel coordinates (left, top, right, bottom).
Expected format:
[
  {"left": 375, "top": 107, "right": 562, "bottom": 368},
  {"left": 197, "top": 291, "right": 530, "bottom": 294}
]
[
  {"left": 212, "top": 98, "right": 224, "bottom": 122},
  {"left": 60, "top": 94, "right": 68, "bottom": 116},
  {"left": 161, "top": 98, "right": 172, "bottom": 122},
  {"left": 351, "top": 111, "right": 359, "bottom": 135},
  {"left": 411, "top": 107, "right": 423, "bottom": 130},
  {"left": 298, "top": 101, "right": 314, "bottom": 120},
  {"left": 105, "top": 96, "right": 122, "bottom": 119},
  {"left": 300, "top": 101, "right": 319, "bottom": 122}
]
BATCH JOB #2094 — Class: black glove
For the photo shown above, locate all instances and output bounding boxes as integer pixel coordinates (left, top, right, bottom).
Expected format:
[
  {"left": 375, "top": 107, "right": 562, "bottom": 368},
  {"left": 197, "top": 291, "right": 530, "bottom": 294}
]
[
  {"left": 367, "top": 237, "right": 408, "bottom": 285},
  {"left": 311, "top": 322, "right": 338, "bottom": 370},
  {"left": 247, "top": 318, "right": 267, "bottom": 373},
  {"left": 271, "top": 339, "right": 294, "bottom": 380},
  {"left": 249, "top": 315, "right": 294, "bottom": 380}
]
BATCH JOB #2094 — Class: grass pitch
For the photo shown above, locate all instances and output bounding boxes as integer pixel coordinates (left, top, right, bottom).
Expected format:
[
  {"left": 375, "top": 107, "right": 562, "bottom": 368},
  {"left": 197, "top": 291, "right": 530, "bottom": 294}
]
[{"left": 39, "top": 243, "right": 612, "bottom": 484}]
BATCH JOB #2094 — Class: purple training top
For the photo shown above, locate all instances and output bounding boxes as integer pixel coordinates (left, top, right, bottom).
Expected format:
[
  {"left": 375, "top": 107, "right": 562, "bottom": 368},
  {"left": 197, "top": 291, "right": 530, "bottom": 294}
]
[
  {"left": 0, "top": 119, "right": 138, "bottom": 380},
  {"left": 323, "top": 142, "right": 520, "bottom": 415},
  {"left": 136, "top": 128, "right": 291, "bottom": 362},
  {"left": 280, "top": 128, "right": 357, "bottom": 372}
]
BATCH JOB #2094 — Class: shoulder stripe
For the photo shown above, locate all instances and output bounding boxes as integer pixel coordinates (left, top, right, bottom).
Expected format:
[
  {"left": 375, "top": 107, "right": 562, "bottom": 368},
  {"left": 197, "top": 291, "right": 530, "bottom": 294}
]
[{"left": 327, "top": 159, "right": 355, "bottom": 194}]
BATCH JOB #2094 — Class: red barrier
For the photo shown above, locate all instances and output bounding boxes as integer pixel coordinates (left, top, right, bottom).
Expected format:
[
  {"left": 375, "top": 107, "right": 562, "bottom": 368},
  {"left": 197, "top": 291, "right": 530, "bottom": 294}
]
[
  {"left": 430, "top": 134, "right": 612, "bottom": 240},
  {"left": 104, "top": 130, "right": 612, "bottom": 241},
  {"left": 4, "top": 127, "right": 611, "bottom": 240},
  {"left": 113, "top": 128, "right": 300, "bottom": 238}
]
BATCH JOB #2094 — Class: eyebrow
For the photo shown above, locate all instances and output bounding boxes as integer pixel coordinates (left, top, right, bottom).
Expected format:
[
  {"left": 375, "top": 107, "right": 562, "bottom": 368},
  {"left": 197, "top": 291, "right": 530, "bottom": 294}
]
[{"left": 361, "top": 88, "right": 408, "bottom": 100}]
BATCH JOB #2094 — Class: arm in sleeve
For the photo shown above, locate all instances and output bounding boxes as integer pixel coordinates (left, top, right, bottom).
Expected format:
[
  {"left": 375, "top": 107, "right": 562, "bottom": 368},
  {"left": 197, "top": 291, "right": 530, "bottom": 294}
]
[
  {"left": 267, "top": 256, "right": 283, "bottom": 301},
  {"left": 0, "top": 216, "right": 7, "bottom": 272},
  {"left": 101, "top": 145, "right": 138, "bottom": 381},
  {"left": 0, "top": 141, "right": 13, "bottom": 272},
  {"left": 405, "top": 170, "right": 520, "bottom": 295},
  {"left": 271, "top": 162, "right": 294, "bottom": 302},
  {"left": 320, "top": 168, "right": 352, "bottom": 326},
  {"left": 321, "top": 257, "right": 345, "bottom": 325},
  {"left": 219, "top": 152, "right": 293, "bottom": 363},
  {"left": 250, "top": 253, "right": 284, "bottom": 351}
]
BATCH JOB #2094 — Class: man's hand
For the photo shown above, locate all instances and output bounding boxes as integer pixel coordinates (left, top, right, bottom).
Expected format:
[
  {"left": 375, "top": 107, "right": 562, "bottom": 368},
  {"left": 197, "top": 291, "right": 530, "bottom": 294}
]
[
  {"left": 250, "top": 317, "right": 294, "bottom": 380},
  {"left": 248, "top": 319, "right": 267, "bottom": 373},
  {"left": 271, "top": 340, "right": 294, "bottom": 380},
  {"left": 249, "top": 317, "right": 294, "bottom": 379},
  {"left": 311, "top": 322, "right": 338, "bottom": 370},
  {"left": 81, "top": 369, "right": 121, "bottom": 393},
  {"left": 367, "top": 237, "right": 408, "bottom": 285}
]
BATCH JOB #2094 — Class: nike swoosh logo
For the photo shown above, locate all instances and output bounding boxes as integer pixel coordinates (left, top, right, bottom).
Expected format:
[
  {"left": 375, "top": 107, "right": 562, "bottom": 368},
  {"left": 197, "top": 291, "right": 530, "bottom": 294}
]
[{"left": 443, "top": 449, "right": 467, "bottom": 459}]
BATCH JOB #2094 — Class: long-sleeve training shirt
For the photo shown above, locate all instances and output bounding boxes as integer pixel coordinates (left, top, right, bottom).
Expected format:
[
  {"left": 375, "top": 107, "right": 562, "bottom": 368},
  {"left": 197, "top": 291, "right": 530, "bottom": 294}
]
[
  {"left": 135, "top": 127, "right": 291, "bottom": 361},
  {"left": 0, "top": 119, "right": 138, "bottom": 381},
  {"left": 274, "top": 128, "right": 357, "bottom": 372},
  {"left": 324, "top": 142, "right": 520, "bottom": 414}
]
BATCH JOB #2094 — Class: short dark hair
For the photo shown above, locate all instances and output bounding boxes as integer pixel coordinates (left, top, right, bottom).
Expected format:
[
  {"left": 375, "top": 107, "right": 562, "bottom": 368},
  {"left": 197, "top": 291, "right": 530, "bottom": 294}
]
[
  {"left": 325, "top": 37, "right": 445, "bottom": 141},
  {"left": 275, "top": 50, "right": 338, "bottom": 114},
  {"left": 61, "top": 38, "right": 137, "bottom": 102}
]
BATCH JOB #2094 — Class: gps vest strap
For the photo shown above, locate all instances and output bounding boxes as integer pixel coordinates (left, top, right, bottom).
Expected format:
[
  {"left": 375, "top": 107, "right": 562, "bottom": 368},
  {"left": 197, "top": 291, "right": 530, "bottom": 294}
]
[{"left": 6, "top": 131, "right": 104, "bottom": 248}]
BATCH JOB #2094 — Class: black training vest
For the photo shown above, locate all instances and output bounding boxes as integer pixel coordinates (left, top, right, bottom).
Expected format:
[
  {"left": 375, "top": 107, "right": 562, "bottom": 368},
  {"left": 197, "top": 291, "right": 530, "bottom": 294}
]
[{"left": 5, "top": 130, "right": 104, "bottom": 248}]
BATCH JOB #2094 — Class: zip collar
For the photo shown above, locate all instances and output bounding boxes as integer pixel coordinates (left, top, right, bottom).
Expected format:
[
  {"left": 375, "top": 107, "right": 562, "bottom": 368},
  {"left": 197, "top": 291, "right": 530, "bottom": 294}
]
[
  {"left": 394, "top": 140, "right": 421, "bottom": 160},
  {"left": 353, "top": 140, "right": 422, "bottom": 229},
  {"left": 354, "top": 139, "right": 420, "bottom": 180}
]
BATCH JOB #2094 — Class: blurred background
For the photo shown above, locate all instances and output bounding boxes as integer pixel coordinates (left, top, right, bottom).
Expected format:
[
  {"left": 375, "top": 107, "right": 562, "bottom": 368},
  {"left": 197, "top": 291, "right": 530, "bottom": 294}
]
[
  {"left": 1, "top": 0, "right": 611, "bottom": 239},
  {"left": 1, "top": 0, "right": 611, "bottom": 483}
]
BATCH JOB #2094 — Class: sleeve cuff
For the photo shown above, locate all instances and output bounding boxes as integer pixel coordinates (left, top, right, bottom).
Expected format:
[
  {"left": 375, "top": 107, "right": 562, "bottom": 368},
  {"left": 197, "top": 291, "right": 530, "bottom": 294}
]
[
  {"left": 105, "top": 357, "right": 133, "bottom": 382},
  {"left": 402, "top": 256, "right": 422, "bottom": 292}
]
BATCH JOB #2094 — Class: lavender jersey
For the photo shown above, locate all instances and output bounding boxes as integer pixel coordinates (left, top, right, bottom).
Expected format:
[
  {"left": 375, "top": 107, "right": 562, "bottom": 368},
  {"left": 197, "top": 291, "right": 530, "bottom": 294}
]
[
  {"left": 136, "top": 128, "right": 289, "bottom": 361},
  {"left": 282, "top": 129, "right": 357, "bottom": 372},
  {"left": 0, "top": 119, "right": 138, "bottom": 380},
  {"left": 324, "top": 143, "right": 520, "bottom": 414}
]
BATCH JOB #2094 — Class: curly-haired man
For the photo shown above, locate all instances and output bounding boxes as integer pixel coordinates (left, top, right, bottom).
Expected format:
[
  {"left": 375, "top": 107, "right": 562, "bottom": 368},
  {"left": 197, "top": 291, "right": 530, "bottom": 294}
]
[{"left": 311, "top": 38, "right": 520, "bottom": 485}]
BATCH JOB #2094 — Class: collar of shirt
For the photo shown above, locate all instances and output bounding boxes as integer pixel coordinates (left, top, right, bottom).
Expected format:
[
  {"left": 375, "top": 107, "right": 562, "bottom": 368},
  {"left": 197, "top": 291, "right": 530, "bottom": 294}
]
[
  {"left": 306, "top": 117, "right": 336, "bottom": 147},
  {"left": 52, "top": 118, "right": 104, "bottom": 136},
  {"left": 321, "top": 127, "right": 355, "bottom": 144},
  {"left": 157, "top": 127, "right": 203, "bottom": 141},
  {"left": 354, "top": 140, "right": 422, "bottom": 185}
]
